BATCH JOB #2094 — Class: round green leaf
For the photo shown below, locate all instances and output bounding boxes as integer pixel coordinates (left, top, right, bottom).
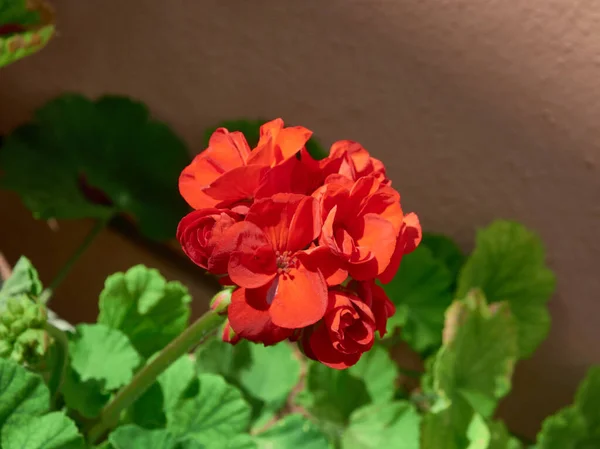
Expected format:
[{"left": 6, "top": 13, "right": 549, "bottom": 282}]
[
  {"left": 168, "top": 374, "right": 252, "bottom": 443},
  {"left": 98, "top": 265, "right": 191, "bottom": 358},
  {"left": 349, "top": 345, "right": 398, "bottom": 403},
  {"left": 456, "top": 220, "right": 556, "bottom": 358},
  {"left": 255, "top": 414, "right": 330, "bottom": 449},
  {"left": 109, "top": 425, "right": 178, "bottom": 449},
  {"left": 342, "top": 401, "right": 421, "bottom": 449},
  {"left": 1, "top": 412, "right": 84, "bottom": 449},
  {"left": 0, "top": 358, "right": 49, "bottom": 428},
  {"left": 383, "top": 245, "right": 454, "bottom": 353},
  {"left": 238, "top": 342, "right": 301, "bottom": 404},
  {"left": 0, "top": 94, "right": 191, "bottom": 240},
  {"left": 69, "top": 324, "right": 141, "bottom": 391}
]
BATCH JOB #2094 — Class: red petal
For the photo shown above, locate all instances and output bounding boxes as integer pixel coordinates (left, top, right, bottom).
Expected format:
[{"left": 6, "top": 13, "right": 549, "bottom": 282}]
[
  {"left": 308, "top": 323, "right": 361, "bottom": 370},
  {"left": 349, "top": 213, "right": 397, "bottom": 276},
  {"left": 228, "top": 287, "right": 293, "bottom": 345},
  {"left": 226, "top": 222, "right": 277, "bottom": 289},
  {"left": 269, "top": 266, "right": 327, "bottom": 329},
  {"left": 378, "top": 212, "right": 422, "bottom": 284},
  {"left": 298, "top": 246, "right": 348, "bottom": 286},
  {"left": 203, "top": 165, "right": 268, "bottom": 203},
  {"left": 246, "top": 193, "right": 316, "bottom": 251}
]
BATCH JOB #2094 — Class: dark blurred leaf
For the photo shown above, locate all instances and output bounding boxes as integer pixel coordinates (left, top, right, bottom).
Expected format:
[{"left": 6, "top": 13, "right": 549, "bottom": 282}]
[{"left": 0, "top": 94, "right": 191, "bottom": 240}]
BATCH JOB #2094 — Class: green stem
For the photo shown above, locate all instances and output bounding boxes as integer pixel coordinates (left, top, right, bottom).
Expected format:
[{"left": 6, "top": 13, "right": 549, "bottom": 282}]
[
  {"left": 40, "top": 219, "right": 107, "bottom": 304},
  {"left": 44, "top": 322, "right": 69, "bottom": 406},
  {"left": 87, "top": 309, "right": 225, "bottom": 444}
]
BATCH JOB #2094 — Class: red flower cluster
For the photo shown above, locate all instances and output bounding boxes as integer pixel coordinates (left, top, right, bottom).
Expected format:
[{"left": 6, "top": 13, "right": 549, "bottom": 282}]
[{"left": 177, "top": 119, "right": 421, "bottom": 369}]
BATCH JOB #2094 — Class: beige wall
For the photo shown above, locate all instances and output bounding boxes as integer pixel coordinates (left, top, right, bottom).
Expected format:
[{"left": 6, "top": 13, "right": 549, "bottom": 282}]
[{"left": 1, "top": 0, "right": 600, "bottom": 439}]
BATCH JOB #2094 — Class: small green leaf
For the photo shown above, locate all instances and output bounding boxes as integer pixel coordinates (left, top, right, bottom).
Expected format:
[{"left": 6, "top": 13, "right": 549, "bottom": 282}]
[
  {"left": 383, "top": 245, "right": 454, "bottom": 353},
  {"left": 60, "top": 367, "right": 110, "bottom": 419},
  {"left": 238, "top": 342, "right": 301, "bottom": 405},
  {"left": 168, "top": 374, "right": 252, "bottom": 443},
  {"left": 297, "top": 362, "right": 370, "bottom": 425},
  {"left": 0, "top": 357, "right": 49, "bottom": 428},
  {"left": 421, "top": 233, "right": 465, "bottom": 284},
  {"left": 456, "top": 220, "right": 556, "bottom": 358},
  {"left": 69, "top": 324, "right": 141, "bottom": 391},
  {"left": 341, "top": 401, "right": 421, "bottom": 449},
  {"left": 1, "top": 412, "right": 84, "bottom": 449},
  {"left": 0, "top": 256, "right": 42, "bottom": 303},
  {"left": 536, "top": 366, "right": 600, "bottom": 449},
  {"left": 432, "top": 292, "right": 518, "bottom": 418},
  {"left": 98, "top": 265, "right": 191, "bottom": 358},
  {"left": 109, "top": 425, "right": 179, "bottom": 449},
  {"left": 256, "top": 414, "right": 330, "bottom": 449},
  {"left": 0, "top": 94, "right": 191, "bottom": 240},
  {"left": 349, "top": 345, "right": 398, "bottom": 403}
]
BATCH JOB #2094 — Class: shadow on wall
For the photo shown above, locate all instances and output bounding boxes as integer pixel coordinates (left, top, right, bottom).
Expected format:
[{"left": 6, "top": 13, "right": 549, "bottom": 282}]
[{"left": 1, "top": 0, "right": 599, "bottom": 438}]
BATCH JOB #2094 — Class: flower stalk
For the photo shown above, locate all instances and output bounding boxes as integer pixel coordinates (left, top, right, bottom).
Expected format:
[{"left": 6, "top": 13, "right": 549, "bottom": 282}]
[{"left": 87, "top": 309, "right": 225, "bottom": 444}]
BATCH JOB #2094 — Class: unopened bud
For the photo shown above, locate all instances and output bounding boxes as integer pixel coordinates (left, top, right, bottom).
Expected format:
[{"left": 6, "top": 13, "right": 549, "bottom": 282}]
[
  {"left": 221, "top": 320, "right": 240, "bottom": 345},
  {"left": 210, "top": 288, "right": 233, "bottom": 315}
]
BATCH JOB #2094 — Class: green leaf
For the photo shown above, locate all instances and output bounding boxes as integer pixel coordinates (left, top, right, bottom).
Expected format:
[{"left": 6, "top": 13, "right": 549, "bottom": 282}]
[
  {"left": 256, "top": 414, "right": 330, "bottom": 449},
  {"left": 1, "top": 412, "right": 84, "bottom": 449},
  {"left": 421, "top": 401, "right": 474, "bottom": 449},
  {"left": 0, "top": 256, "right": 42, "bottom": 303},
  {"left": 60, "top": 367, "right": 110, "bottom": 419},
  {"left": 487, "top": 421, "right": 523, "bottom": 449},
  {"left": 0, "top": 94, "right": 191, "bottom": 240},
  {"left": 167, "top": 373, "right": 252, "bottom": 443},
  {"left": 204, "top": 119, "right": 328, "bottom": 160},
  {"left": 341, "top": 401, "right": 421, "bottom": 449},
  {"left": 98, "top": 265, "right": 191, "bottom": 358},
  {"left": 383, "top": 245, "right": 454, "bottom": 353},
  {"left": 432, "top": 292, "right": 518, "bottom": 418},
  {"left": 69, "top": 324, "right": 141, "bottom": 391},
  {"left": 421, "top": 233, "right": 465, "bottom": 284},
  {"left": 456, "top": 220, "right": 556, "bottom": 358},
  {"left": 0, "top": 25, "right": 54, "bottom": 68},
  {"left": 349, "top": 344, "right": 398, "bottom": 403},
  {"left": 158, "top": 355, "right": 197, "bottom": 414},
  {"left": 297, "top": 362, "right": 370, "bottom": 425},
  {"left": 195, "top": 338, "right": 252, "bottom": 381},
  {"left": 238, "top": 342, "right": 301, "bottom": 405},
  {"left": 0, "top": 357, "right": 49, "bottom": 428},
  {"left": 0, "top": 0, "right": 40, "bottom": 26},
  {"left": 536, "top": 366, "right": 600, "bottom": 449},
  {"left": 109, "top": 425, "right": 178, "bottom": 449},
  {"left": 127, "top": 355, "right": 196, "bottom": 429}
]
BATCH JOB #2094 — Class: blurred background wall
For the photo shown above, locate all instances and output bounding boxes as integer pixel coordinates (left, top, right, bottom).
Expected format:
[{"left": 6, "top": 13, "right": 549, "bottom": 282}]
[{"left": 1, "top": 0, "right": 599, "bottom": 439}]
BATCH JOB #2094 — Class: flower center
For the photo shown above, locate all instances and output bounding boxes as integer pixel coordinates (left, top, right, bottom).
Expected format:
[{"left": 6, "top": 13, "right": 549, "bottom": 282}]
[{"left": 275, "top": 250, "right": 298, "bottom": 275}]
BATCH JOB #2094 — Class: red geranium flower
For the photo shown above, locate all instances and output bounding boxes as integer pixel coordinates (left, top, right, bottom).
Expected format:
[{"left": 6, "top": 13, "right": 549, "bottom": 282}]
[
  {"left": 313, "top": 175, "right": 404, "bottom": 280},
  {"left": 215, "top": 193, "right": 329, "bottom": 344},
  {"left": 177, "top": 208, "right": 240, "bottom": 271},
  {"left": 179, "top": 120, "right": 311, "bottom": 213},
  {"left": 329, "top": 140, "right": 388, "bottom": 184},
  {"left": 302, "top": 289, "right": 376, "bottom": 369},
  {"left": 379, "top": 212, "right": 422, "bottom": 284}
]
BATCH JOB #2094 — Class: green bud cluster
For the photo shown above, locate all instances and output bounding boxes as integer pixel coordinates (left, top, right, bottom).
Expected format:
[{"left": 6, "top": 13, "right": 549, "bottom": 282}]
[{"left": 0, "top": 295, "right": 49, "bottom": 365}]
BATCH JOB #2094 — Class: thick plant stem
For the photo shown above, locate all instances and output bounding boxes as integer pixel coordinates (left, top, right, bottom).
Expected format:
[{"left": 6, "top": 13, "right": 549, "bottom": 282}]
[
  {"left": 40, "top": 219, "right": 107, "bottom": 304},
  {"left": 44, "top": 322, "right": 69, "bottom": 406},
  {"left": 87, "top": 309, "right": 225, "bottom": 444}
]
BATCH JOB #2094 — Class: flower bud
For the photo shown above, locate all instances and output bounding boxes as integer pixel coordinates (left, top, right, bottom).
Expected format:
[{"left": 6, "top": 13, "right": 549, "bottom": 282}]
[
  {"left": 0, "top": 295, "right": 49, "bottom": 366},
  {"left": 210, "top": 288, "right": 233, "bottom": 315},
  {"left": 221, "top": 319, "right": 240, "bottom": 345}
]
